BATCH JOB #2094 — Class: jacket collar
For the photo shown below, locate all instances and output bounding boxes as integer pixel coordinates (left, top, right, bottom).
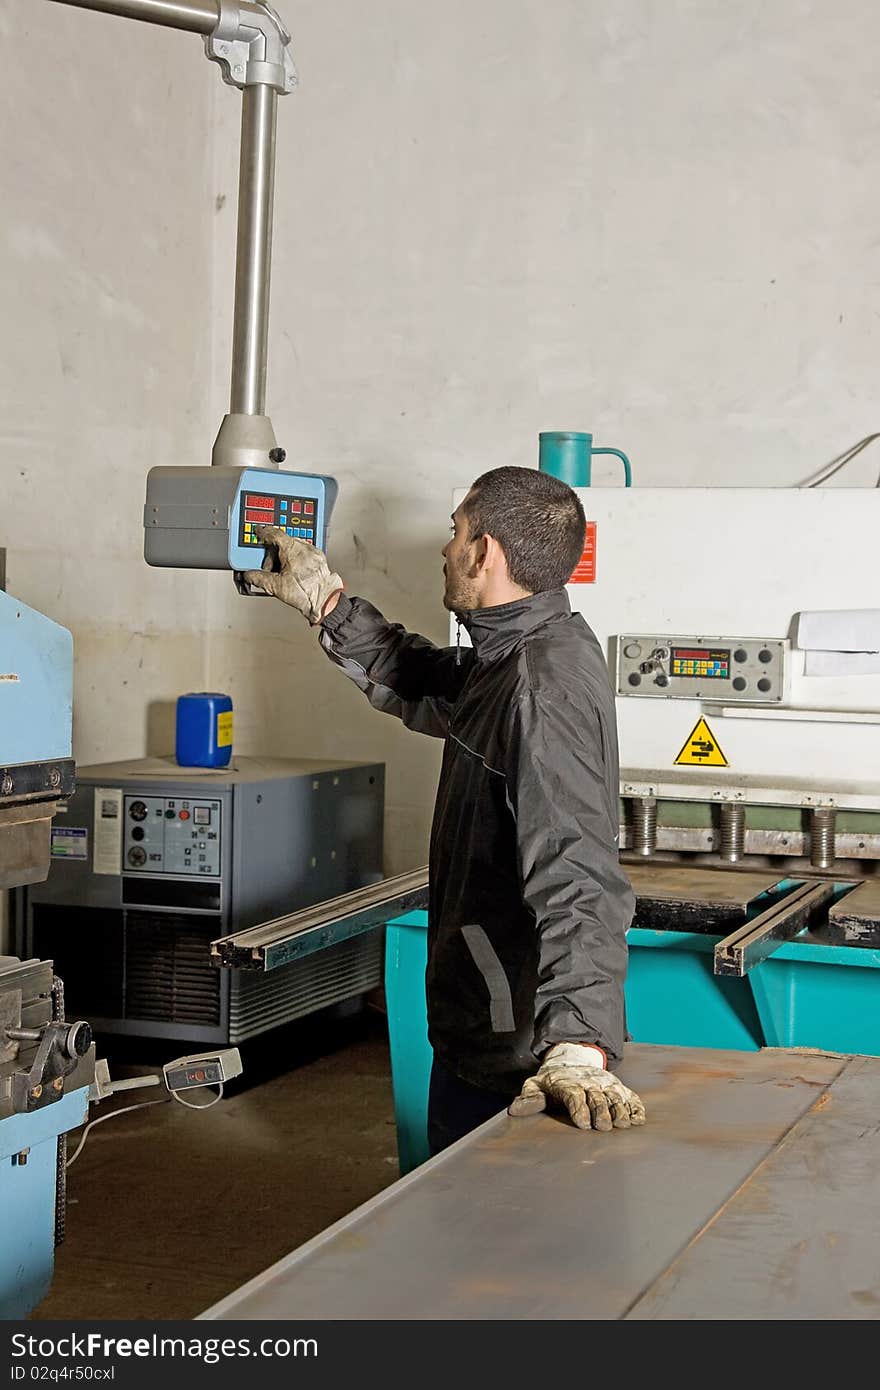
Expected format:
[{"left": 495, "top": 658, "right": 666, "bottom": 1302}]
[{"left": 457, "top": 588, "right": 571, "bottom": 663}]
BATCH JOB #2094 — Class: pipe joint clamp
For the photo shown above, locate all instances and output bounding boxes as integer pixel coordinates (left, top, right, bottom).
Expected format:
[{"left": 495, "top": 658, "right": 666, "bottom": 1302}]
[{"left": 205, "top": 1, "right": 297, "bottom": 93}]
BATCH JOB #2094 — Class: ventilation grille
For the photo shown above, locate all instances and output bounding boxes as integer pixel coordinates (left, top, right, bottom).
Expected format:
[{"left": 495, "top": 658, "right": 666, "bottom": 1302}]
[
  {"left": 229, "top": 931, "right": 383, "bottom": 1043},
  {"left": 30, "top": 905, "right": 221, "bottom": 1028},
  {"left": 125, "top": 912, "right": 221, "bottom": 1026}
]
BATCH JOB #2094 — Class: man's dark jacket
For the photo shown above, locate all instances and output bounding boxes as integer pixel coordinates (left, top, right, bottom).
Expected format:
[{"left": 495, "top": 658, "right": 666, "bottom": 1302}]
[{"left": 320, "top": 587, "right": 634, "bottom": 1093}]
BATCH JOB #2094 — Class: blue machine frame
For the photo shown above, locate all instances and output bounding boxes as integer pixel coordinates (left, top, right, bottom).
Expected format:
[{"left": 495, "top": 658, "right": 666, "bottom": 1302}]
[
  {"left": 0, "top": 1088, "right": 89, "bottom": 1319},
  {"left": 0, "top": 591, "right": 73, "bottom": 767}
]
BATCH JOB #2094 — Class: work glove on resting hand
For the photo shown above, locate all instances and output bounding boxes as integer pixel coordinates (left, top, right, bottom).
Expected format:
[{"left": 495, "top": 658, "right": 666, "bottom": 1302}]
[
  {"left": 508, "top": 1043, "right": 647, "bottom": 1132},
  {"left": 241, "top": 526, "right": 344, "bottom": 623}
]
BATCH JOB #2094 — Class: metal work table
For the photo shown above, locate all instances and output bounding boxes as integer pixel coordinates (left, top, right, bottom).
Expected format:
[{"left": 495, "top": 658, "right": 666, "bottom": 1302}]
[{"left": 200, "top": 1044, "right": 880, "bottom": 1320}]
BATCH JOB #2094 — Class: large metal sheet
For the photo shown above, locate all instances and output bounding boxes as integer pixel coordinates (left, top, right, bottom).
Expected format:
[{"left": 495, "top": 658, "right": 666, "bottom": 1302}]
[
  {"left": 627, "top": 865, "right": 782, "bottom": 931},
  {"left": 200, "top": 1045, "right": 861, "bottom": 1321},
  {"left": 629, "top": 1055, "right": 880, "bottom": 1319},
  {"left": 828, "top": 880, "right": 880, "bottom": 945}
]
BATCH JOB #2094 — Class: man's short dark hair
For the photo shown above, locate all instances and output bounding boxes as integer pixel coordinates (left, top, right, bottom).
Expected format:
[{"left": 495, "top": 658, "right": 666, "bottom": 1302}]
[{"left": 462, "top": 466, "right": 586, "bottom": 594}]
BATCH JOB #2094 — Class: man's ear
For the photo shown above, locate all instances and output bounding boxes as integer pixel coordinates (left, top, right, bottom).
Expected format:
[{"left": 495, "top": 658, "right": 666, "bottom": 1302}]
[
  {"left": 470, "top": 533, "right": 491, "bottom": 575},
  {"left": 479, "top": 532, "right": 508, "bottom": 576}
]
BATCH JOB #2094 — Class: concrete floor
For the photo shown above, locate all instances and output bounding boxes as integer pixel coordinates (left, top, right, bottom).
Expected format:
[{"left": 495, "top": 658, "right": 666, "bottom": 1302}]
[{"left": 32, "top": 1006, "right": 400, "bottom": 1320}]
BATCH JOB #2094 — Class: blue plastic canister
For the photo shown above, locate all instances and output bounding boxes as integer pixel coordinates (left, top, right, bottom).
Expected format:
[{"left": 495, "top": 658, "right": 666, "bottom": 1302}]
[{"left": 175, "top": 692, "right": 233, "bottom": 768}]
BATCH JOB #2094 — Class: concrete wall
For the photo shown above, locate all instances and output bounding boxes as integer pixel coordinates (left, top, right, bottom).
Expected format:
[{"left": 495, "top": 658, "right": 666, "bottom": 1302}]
[
  {"left": 0, "top": 5, "right": 217, "bottom": 948},
  {"left": 209, "top": 0, "right": 880, "bottom": 873},
  {"left": 2, "top": 2, "right": 879, "bottom": 950},
  {"left": 1, "top": 5, "right": 217, "bottom": 757}
]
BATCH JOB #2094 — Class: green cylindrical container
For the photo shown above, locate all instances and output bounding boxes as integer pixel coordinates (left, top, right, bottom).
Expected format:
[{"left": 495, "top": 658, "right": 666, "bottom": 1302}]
[{"left": 538, "top": 431, "right": 632, "bottom": 487}]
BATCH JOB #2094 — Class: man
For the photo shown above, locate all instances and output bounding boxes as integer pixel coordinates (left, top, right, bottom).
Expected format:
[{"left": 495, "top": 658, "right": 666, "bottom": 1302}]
[{"left": 245, "top": 466, "right": 645, "bottom": 1154}]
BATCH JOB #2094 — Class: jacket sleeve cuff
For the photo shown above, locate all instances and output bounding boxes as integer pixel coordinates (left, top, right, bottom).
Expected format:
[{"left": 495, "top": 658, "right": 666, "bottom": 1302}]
[
  {"left": 542, "top": 1041, "right": 607, "bottom": 1070},
  {"left": 319, "top": 591, "right": 355, "bottom": 633}
]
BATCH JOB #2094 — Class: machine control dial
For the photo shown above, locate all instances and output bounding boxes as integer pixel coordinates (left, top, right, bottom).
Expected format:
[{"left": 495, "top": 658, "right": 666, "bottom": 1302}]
[
  {"left": 639, "top": 646, "right": 670, "bottom": 677},
  {"left": 129, "top": 801, "right": 148, "bottom": 822},
  {"left": 128, "top": 845, "right": 147, "bottom": 867},
  {"left": 63, "top": 1021, "right": 92, "bottom": 1059},
  {"left": 623, "top": 642, "right": 643, "bottom": 659}
]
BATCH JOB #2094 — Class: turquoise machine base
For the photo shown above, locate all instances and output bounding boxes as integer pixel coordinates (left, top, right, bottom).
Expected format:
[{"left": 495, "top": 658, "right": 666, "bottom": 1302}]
[
  {"left": 0, "top": 1086, "right": 89, "bottom": 1319},
  {"left": 385, "top": 909, "right": 880, "bottom": 1175},
  {"left": 749, "top": 938, "right": 880, "bottom": 1054},
  {"left": 384, "top": 913, "right": 434, "bottom": 1177},
  {"left": 624, "top": 929, "right": 763, "bottom": 1051}
]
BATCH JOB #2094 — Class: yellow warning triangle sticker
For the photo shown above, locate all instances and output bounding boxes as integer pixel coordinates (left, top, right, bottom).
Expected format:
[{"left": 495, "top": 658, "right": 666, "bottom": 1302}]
[{"left": 674, "top": 716, "right": 729, "bottom": 767}]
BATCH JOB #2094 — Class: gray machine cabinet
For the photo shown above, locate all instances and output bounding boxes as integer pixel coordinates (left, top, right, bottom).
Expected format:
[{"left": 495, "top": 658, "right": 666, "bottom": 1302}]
[{"left": 16, "top": 757, "right": 384, "bottom": 1047}]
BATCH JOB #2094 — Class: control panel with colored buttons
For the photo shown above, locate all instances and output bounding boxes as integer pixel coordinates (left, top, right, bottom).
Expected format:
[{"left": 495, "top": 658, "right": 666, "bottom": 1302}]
[
  {"left": 238, "top": 491, "right": 317, "bottom": 550},
  {"left": 124, "top": 796, "right": 222, "bottom": 875},
  {"left": 616, "top": 635, "right": 788, "bottom": 702},
  {"left": 227, "top": 468, "right": 333, "bottom": 579}
]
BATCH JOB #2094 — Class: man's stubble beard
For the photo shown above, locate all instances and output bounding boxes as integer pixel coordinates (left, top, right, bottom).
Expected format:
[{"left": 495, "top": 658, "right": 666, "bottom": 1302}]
[{"left": 443, "top": 566, "right": 477, "bottom": 614}]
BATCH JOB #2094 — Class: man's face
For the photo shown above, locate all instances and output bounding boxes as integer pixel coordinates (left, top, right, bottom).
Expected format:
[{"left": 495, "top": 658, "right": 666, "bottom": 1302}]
[{"left": 441, "top": 498, "right": 480, "bottom": 612}]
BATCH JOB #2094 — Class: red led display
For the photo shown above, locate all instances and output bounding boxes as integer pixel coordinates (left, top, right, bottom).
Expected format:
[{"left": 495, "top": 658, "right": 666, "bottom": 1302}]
[
  {"left": 245, "top": 494, "right": 274, "bottom": 510},
  {"left": 245, "top": 508, "right": 275, "bottom": 523}
]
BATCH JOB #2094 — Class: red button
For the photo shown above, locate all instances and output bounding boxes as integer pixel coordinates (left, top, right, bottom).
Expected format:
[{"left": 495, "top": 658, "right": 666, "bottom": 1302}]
[{"left": 179, "top": 810, "right": 190, "bottom": 820}]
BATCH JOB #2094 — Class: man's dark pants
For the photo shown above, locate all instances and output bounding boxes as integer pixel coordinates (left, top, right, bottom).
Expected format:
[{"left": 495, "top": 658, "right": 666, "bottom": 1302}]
[{"left": 427, "top": 1059, "right": 516, "bottom": 1157}]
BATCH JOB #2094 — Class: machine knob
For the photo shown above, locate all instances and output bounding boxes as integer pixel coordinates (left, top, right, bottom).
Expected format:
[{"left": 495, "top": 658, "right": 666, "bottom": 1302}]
[
  {"left": 129, "top": 800, "right": 148, "bottom": 822},
  {"left": 623, "top": 643, "right": 642, "bottom": 659},
  {"left": 63, "top": 1021, "right": 92, "bottom": 1060},
  {"left": 758, "top": 649, "right": 773, "bottom": 663},
  {"left": 628, "top": 673, "right": 642, "bottom": 687},
  {"left": 757, "top": 677, "right": 772, "bottom": 693},
  {"left": 734, "top": 649, "right": 748, "bottom": 663},
  {"left": 269, "top": 447, "right": 286, "bottom": 463},
  {"left": 131, "top": 826, "right": 145, "bottom": 841},
  {"left": 732, "top": 676, "right": 747, "bottom": 692},
  {"left": 128, "top": 846, "right": 147, "bottom": 867}
]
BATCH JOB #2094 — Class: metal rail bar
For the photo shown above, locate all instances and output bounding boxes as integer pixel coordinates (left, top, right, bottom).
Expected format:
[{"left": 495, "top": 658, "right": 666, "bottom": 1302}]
[
  {"left": 713, "top": 879, "right": 841, "bottom": 977},
  {"left": 211, "top": 867, "right": 430, "bottom": 971}
]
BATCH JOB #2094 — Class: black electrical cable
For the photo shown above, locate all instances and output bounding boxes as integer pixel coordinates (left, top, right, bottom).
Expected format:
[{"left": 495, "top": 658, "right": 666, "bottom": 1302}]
[{"left": 797, "top": 432, "right": 880, "bottom": 488}]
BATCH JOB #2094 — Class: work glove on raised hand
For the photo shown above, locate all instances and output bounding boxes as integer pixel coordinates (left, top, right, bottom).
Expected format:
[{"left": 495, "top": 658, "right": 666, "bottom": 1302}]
[
  {"left": 509, "top": 1043, "right": 647, "bottom": 1132},
  {"left": 241, "top": 526, "right": 344, "bottom": 623}
]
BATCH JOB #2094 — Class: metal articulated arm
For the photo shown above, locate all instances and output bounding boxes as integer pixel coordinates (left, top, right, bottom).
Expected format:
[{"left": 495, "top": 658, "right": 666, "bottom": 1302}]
[{"left": 48, "top": 0, "right": 298, "bottom": 466}]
